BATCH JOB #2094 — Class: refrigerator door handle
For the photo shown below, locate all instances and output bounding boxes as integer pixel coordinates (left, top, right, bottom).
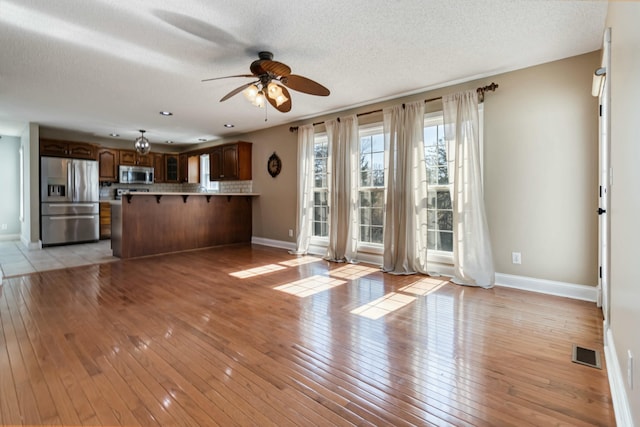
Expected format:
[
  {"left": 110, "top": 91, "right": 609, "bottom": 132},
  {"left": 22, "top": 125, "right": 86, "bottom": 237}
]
[
  {"left": 49, "top": 215, "right": 96, "bottom": 220},
  {"left": 46, "top": 203, "right": 96, "bottom": 208}
]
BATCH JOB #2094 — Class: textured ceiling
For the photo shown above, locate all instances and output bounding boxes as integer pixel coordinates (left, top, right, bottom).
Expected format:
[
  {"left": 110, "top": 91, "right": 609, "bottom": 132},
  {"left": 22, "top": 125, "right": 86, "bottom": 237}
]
[{"left": 0, "top": 0, "right": 607, "bottom": 144}]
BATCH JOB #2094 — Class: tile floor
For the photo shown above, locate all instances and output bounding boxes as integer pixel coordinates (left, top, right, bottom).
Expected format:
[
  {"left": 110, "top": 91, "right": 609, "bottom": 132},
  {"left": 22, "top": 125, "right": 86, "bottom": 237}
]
[{"left": 0, "top": 239, "right": 118, "bottom": 279}]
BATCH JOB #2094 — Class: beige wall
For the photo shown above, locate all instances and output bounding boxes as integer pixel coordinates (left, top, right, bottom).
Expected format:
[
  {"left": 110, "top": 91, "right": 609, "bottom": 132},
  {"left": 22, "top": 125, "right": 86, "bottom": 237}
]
[
  {"left": 484, "top": 53, "right": 599, "bottom": 284},
  {"left": 607, "top": 2, "right": 640, "bottom": 423},
  {"left": 226, "top": 52, "right": 600, "bottom": 286}
]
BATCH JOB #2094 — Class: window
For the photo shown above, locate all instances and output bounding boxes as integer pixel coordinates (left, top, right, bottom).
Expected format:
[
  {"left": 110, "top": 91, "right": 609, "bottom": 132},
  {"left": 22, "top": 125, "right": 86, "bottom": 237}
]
[
  {"left": 312, "top": 134, "right": 329, "bottom": 238},
  {"left": 424, "top": 116, "right": 453, "bottom": 253},
  {"left": 359, "top": 126, "right": 385, "bottom": 244},
  {"left": 199, "top": 154, "right": 219, "bottom": 192}
]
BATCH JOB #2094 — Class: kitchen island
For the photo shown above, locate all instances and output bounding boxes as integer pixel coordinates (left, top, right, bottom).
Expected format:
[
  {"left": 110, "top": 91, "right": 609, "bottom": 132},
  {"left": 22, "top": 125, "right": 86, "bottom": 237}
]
[{"left": 111, "top": 192, "right": 258, "bottom": 259}]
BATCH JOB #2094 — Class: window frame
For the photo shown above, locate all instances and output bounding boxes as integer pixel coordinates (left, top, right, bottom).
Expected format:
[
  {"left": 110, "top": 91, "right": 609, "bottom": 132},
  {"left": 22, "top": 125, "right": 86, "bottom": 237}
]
[
  {"left": 310, "top": 133, "right": 329, "bottom": 245},
  {"left": 357, "top": 123, "right": 385, "bottom": 251}
]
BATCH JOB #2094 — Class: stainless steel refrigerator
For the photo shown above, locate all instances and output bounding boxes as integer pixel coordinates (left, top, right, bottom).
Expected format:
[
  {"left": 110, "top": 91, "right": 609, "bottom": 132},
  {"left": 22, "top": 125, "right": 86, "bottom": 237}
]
[{"left": 40, "top": 156, "right": 99, "bottom": 246}]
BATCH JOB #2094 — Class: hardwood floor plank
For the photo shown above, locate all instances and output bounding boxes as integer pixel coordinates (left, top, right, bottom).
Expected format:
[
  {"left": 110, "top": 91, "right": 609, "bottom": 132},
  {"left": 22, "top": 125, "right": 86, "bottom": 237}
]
[{"left": 0, "top": 244, "right": 616, "bottom": 426}]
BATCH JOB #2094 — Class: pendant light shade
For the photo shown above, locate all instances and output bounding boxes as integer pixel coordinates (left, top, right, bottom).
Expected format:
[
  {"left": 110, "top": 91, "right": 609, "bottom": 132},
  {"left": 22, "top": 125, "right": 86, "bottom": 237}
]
[{"left": 134, "top": 129, "right": 151, "bottom": 155}]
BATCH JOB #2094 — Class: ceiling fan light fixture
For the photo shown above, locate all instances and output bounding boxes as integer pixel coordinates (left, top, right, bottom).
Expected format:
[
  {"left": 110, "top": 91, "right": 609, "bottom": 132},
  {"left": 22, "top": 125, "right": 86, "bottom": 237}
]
[
  {"left": 267, "top": 81, "right": 283, "bottom": 98},
  {"left": 275, "top": 93, "right": 288, "bottom": 107},
  {"left": 252, "top": 91, "right": 266, "bottom": 108},
  {"left": 134, "top": 129, "right": 151, "bottom": 155},
  {"left": 243, "top": 84, "right": 259, "bottom": 102}
]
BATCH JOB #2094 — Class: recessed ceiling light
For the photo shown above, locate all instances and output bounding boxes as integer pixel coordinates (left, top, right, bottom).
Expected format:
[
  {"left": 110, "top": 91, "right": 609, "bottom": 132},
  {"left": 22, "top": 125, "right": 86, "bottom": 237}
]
[
  {"left": 159, "top": 111, "right": 173, "bottom": 116},
  {"left": 198, "top": 138, "right": 207, "bottom": 142},
  {"left": 224, "top": 123, "right": 235, "bottom": 128},
  {"left": 110, "top": 133, "right": 119, "bottom": 137},
  {"left": 165, "top": 140, "right": 174, "bottom": 144}
]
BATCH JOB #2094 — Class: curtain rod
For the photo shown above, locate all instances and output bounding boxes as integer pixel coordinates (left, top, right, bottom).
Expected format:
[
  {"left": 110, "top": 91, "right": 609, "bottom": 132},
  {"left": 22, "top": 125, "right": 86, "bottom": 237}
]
[{"left": 289, "top": 82, "right": 499, "bottom": 132}]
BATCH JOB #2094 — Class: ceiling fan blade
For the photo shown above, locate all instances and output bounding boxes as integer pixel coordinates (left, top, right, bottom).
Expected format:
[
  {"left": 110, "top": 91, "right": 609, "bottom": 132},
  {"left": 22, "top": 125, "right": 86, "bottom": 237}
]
[
  {"left": 281, "top": 74, "right": 330, "bottom": 96},
  {"left": 201, "top": 74, "right": 254, "bottom": 82},
  {"left": 219, "top": 81, "right": 258, "bottom": 102},
  {"left": 258, "top": 60, "right": 291, "bottom": 77},
  {"left": 266, "top": 85, "right": 292, "bottom": 113}
]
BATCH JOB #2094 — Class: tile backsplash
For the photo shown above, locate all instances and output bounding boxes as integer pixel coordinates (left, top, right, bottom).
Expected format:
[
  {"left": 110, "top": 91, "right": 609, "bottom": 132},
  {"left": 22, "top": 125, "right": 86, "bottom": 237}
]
[{"left": 100, "top": 181, "right": 253, "bottom": 199}]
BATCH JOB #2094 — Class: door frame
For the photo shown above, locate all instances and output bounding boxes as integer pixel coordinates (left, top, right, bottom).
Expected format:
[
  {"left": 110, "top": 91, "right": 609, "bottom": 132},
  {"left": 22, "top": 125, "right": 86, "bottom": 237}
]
[{"left": 597, "top": 27, "right": 611, "bottom": 331}]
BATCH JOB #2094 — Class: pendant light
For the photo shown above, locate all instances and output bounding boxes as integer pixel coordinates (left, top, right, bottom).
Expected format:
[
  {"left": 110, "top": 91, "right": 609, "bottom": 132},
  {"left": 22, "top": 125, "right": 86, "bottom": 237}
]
[{"left": 134, "top": 129, "right": 151, "bottom": 155}]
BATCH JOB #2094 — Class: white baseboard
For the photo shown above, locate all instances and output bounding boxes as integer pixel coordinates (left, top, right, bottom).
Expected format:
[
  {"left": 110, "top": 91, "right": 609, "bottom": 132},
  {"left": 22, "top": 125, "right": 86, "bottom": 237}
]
[
  {"left": 604, "top": 327, "right": 634, "bottom": 427},
  {"left": 495, "top": 273, "right": 598, "bottom": 302},
  {"left": 251, "top": 238, "right": 598, "bottom": 302},
  {"left": 0, "top": 233, "right": 20, "bottom": 242},
  {"left": 251, "top": 236, "right": 296, "bottom": 251}
]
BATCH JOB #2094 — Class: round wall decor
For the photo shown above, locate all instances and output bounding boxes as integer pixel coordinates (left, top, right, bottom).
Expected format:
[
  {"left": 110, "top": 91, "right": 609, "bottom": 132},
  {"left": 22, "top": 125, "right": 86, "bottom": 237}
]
[{"left": 267, "top": 152, "right": 282, "bottom": 177}]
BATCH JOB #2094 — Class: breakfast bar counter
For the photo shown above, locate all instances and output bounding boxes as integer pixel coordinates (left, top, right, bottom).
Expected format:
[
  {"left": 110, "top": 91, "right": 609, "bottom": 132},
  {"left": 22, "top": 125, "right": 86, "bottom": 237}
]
[{"left": 111, "top": 192, "right": 258, "bottom": 259}]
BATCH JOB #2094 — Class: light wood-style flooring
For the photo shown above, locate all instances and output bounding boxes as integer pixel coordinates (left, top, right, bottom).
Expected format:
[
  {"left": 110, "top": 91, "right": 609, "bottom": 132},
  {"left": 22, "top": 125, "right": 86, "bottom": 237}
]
[{"left": 0, "top": 244, "right": 615, "bottom": 426}]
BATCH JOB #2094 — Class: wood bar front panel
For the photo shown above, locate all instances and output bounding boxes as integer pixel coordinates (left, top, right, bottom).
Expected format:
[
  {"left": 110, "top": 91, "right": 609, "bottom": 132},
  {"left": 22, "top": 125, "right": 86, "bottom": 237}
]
[{"left": 120, "top": 195, "right": 252, "bottom": 258}]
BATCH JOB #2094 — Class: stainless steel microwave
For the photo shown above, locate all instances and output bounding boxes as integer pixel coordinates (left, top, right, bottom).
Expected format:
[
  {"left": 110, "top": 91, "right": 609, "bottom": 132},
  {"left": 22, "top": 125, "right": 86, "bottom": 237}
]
[{"left": 119, "top": 165, "right": 154, "bottom": 184}]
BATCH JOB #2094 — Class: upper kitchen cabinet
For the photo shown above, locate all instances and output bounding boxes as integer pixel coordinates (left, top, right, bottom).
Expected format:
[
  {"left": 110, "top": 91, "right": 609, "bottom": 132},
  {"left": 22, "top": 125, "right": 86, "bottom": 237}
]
[
  {"left": 97, "top": 148, "right": 119, "bottom": 182},
  {"left": 153, "top": 153, "right": 166, "bottom": 183},
  {"left": 209, "top": 141, "right": 252, "bottom": 181},
  {"left": 119, "top": 149, "right": 153, "bottom": 167},
  {"left": 40, "top": 139, "right": 97, "bottom": 160},
  {"left": 165, "top": 154, "right": 179, "bottom": 183}
]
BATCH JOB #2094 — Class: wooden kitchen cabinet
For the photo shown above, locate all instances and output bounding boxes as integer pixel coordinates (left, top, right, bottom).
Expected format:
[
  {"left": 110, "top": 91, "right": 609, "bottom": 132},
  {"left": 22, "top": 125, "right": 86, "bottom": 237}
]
[
  {"left": 153, "top": 153, "right": 166, "bottom": 183},
  {"left": 165, "top": 154, "right": 179, "bottom": 183},
  {"left": 98, "top": 148, "right": 119, "bottom": 182},
  {"left": 178, "top": 154, "right": 188, "bottom": 183},
  {"left": 209, "top": 141, "right": 252, "bottom": 181},
  {"left": 119, "top": 149, "right": 153, "bottom": 166},
  {"left": 99, "top": 202, "right": 111, "bottom": 239},
  {"left": 40, "top": 139, "right": 97, "bottom": 160}
]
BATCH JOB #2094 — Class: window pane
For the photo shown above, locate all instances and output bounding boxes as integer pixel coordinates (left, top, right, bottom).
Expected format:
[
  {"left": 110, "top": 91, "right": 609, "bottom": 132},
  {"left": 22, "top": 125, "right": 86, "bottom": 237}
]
[
  {"left": 439, "top": 231, "right": 453, "bottom": 252},
  {"left": 424, "top": 126, "right": 438, "bottom": 146},
  {"left": 427, "top": 191, "right": 436, "bottom": 209},
  {"left": 438, "top": 211, "right": 453, "bottom": 232},
  {"left": 372, "top": 152, "right": 384, "bottom": 172},
  {"left": 427, "top": 210, "right": 436, "bottom": 228},
  {"left": 371, "top": 134, "right": 384, "bottom": 152},
  {"left": 371, "top": 190, "right": 384, "bottom": 207},
  {"left": 437, "top": 144, "right": 448, "bottom": 166},
  {"left": 427, "top": 230, "right": 436, "bottom": 250},
  {"left": 437, "top": 166, "right": 448, "bottom": 184},
  {"left": 360, "top": 208, "right": 371, "bottom": 224},
  {"left": 436, "top": 190, "right": 452, "bottom": 209},
  {"left": 371, "top": 208, "right": 383, "bottom": 226},
  {"left": 360, "top": 171, "right": 371, "bottom": 187},
  {"left": 361, "top": 136, "right": 372, "bottom": 154},
  {"left": 360, "top": 225, "right": 370, "bottom": 242},
  {"left": 371, "top": 226, "right": 383, "bottom": 244},
  {"left": 360, "top": 191, "right": 371, "bottom": 207}
]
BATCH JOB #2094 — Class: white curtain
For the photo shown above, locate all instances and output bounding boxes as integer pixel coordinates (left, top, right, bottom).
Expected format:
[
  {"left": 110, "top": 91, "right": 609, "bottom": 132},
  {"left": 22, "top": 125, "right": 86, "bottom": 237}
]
[
  {"left": 325, "top": 115, "right": 359, "bottom": 262},
  {"left": 290, "top": 124, "right": 315, "bottom": 255},
  {"left": 443, "top": 90, "right": 495, "bottom": 288},
  {"left": 382, "top": 101, "right": 429, "bottom": 274}
]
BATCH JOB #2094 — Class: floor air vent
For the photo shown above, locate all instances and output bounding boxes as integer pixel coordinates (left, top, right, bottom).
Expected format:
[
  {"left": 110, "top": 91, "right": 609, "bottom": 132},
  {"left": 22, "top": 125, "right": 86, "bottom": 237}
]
[{"left": 572, "top": 344, "right": 602, "bottom": 369}]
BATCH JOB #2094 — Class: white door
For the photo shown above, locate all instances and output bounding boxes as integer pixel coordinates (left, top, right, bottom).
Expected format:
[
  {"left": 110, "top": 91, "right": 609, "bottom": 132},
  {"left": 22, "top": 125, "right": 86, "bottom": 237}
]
[{"left": 596, "top": 28, "right": 611, "bottom": 328}]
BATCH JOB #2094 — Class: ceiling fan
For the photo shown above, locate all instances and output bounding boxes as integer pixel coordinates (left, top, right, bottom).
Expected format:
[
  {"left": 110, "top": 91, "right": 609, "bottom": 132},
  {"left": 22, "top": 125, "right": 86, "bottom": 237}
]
[{"left": 202, "top": 51, "right": 330, "bottom": 113}]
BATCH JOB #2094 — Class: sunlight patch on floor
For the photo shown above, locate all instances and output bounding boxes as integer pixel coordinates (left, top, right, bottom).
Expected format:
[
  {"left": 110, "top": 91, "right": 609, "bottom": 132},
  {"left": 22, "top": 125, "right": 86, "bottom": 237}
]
[
  {"left": 274, "top": 275, "right": 347, "bottom": 297},
  {"left": 329, "top": 264, "right": 379, "bottom": 280},
  {"left": 279, "top": 256, "right": 323, "bottom": 267},
  {"left": 399, "top": 276, "right": 449, "bottom": 296},
  {"left": 229, "top": 264, "right": 287, "bottom": 278},
  {"left": 350, "top": 292, "right": 416, "bottom": 320}
]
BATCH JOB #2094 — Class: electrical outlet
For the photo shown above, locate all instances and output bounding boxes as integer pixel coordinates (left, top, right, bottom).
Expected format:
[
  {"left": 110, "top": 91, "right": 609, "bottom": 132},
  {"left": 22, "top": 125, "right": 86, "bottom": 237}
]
[
  {"left": 0, "top": 223, "right": 7, "bottom": 230},
  {"left": 511, "top": 252, "right": 522, "bottom": 265},
  {"left": 288, "top": 229, "right": 293, "bottom": 237},
  {"left": 628, "top": 350, "right": 634, "bottom": 390}
]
